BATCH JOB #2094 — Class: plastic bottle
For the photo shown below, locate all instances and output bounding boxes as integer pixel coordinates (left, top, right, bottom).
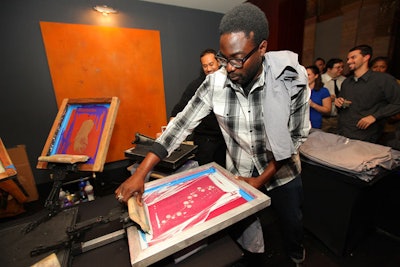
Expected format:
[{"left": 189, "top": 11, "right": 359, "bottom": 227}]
[
  {"left": 84, "top": 181, "right": 95, "bottom": 201},
  {"left": 64, "top": 191, "right": 73, "bottom": 207},
  {"left": 59, "top": 188, "right": 66, "bottom": 208},
  {"left": 78, "top": 178, "right": 88, "bottom": 202}
]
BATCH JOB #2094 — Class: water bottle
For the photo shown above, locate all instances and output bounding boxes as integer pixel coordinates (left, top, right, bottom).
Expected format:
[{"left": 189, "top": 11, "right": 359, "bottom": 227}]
[
  {"left": 59, "top": 188, "right": 66, "bottom": 208},
  {"left": 79, "top": 178, "right": 88, "bottom": 202},
  {"left": 84, "top": 181, "right": 95, "bottom": 201}
]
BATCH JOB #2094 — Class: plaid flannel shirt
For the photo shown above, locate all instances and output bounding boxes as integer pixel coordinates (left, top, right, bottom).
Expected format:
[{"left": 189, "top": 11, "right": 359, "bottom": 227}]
[{"left": 154, "top": 56, "right": 309, "bottom": 190}]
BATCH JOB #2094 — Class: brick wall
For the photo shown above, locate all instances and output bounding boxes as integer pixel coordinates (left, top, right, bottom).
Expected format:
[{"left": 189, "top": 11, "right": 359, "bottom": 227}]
[{"left": 303, "top": 0, "right": 398, "bottom": 76}]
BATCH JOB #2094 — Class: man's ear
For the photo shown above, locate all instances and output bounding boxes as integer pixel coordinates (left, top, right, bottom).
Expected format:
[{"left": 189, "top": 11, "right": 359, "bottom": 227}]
[{"left": 260, "top": 40, "right": 268, "bottom": 53}]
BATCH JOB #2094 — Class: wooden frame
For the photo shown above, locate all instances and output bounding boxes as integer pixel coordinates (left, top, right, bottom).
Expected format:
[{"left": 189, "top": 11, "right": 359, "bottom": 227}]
[
  {"left": 127, "top": 163, "right": 271, "bottom": 267},
  {"left": 37, "top": 97, "right": 119, "bottom": 172},
  {"left": 0, "top": 138, "right": 17, "bottom": 180}
]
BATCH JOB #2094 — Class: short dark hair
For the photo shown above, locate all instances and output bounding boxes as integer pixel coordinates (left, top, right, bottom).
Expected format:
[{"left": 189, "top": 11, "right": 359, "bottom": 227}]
[
  {"left": 326, "top": 58, "right": 343, "bottom": 69},
  {"left": 369, "top": 56, "right": 390, "bottom": 69},
  {"left": 306, "top": 65, "right": 324, "bottom": 91},
  {"left": 219, "top": 3, "right": 269, "bottom": 46},
  {"left": 200, "top": 48, "right": 217, "bottom": 59},
  {"left": 349, "top": 44, "right": 373, "bottom": 60},
  {"left": 314, "top": 57, "right": 325, "bottom": 64}
]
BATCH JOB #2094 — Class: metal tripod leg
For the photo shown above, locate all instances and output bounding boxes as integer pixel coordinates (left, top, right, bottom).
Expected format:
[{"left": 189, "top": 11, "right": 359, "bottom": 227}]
[{"left": 22, "top": 163, "right": 79, "bottom": 234}]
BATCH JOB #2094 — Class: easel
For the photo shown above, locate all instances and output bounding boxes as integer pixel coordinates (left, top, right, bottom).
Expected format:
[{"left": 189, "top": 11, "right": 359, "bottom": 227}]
[
  {"left": 0, "top": 138, "right": 28, "bottom": 216},
  {"left": 25, "top": 97, "right": 121, "bottom": 260},
  {"left": 23, "top": 155, "right": 89, "bottom": 233},
  {"left": 28, "top": 157, "right": 133, "bottom": 259}
]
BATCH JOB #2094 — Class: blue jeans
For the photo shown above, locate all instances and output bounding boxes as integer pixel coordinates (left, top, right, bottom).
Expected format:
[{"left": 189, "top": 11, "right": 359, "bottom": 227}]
[{"left": 267, "top": 174, "right": 304, "bottom": 260}]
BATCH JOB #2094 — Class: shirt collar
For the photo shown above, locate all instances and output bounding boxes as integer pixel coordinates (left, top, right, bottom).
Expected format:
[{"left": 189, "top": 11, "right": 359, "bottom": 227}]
[
  {"left": 324, "top": 73, "right": 335, "bottom": 81},
  {"left": 353, "top": 69, "right": 372, "bottom": 82},
  {"left": 265, "top": 51, "right": 300, "bottom": 80},
  {"left": 225, "top": 64, "right": 265, "bottom": 94}
]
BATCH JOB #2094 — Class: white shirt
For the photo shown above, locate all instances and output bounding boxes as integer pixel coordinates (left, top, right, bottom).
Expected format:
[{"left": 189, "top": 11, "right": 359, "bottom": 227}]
[{"left": 321, "top": 73, "right": 346, "bottom": 116}]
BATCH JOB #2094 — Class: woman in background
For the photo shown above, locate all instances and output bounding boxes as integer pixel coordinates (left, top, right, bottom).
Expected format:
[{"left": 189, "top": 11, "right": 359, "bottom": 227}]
[
  {"left": 307, "top": 65, "right": 332, "bottom": 129},
  {"left": 370, "top": 56, "right": 400, "bottom": 84},
  {"left": 370, "top": 56, "right": 390, "bottom": 73}
]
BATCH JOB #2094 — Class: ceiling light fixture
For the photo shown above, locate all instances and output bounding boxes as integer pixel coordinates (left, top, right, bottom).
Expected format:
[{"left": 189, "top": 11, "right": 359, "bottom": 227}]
[{"left": 93, "top": 5, "right": 118, "bottom": 16}]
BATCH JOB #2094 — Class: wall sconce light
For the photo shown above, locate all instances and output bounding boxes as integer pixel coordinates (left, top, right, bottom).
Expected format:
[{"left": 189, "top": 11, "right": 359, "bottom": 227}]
[{"left": 93, "top": 5, "right": 118, "bottom": 16}]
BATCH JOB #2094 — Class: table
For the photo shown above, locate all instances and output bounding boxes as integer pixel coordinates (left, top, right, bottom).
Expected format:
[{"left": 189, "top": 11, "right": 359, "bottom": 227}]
[
  {"left": 71, "top": 194, "right": 245, "bottom": 267},
  {"left": 301, "top": 157, "right": 399, "bottom": 256}
]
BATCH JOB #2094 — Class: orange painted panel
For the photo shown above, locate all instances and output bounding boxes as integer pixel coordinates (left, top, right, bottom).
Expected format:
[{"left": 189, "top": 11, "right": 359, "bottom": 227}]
[{"left": 39, "top": 22, "right": 167, "bottom": 164}]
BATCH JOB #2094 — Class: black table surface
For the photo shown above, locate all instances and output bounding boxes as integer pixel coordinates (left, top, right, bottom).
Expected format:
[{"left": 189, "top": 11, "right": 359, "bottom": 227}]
[{"left": 71, "top": 194, "right": 132, "bottom": 267}]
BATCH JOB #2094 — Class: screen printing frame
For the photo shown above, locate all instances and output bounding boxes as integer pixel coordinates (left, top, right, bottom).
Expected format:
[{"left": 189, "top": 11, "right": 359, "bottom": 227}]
[
  {"left": 37, "top": 97, "right": 119, "bottom": 172},
  {"left": 0, "top": 138, "right": 17, "bottom": 180},
  {"left": 127, "top": 162, "right": 271, "bottom": 267}
]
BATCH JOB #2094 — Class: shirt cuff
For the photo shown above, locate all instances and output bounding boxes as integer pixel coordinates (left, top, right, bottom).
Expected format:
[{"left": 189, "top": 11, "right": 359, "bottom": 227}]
[{"left": 150, "top": 142, "right": 168, "bottom": 159}]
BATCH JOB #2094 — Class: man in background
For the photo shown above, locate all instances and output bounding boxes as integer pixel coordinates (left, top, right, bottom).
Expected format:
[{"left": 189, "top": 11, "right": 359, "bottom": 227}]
[
  {"left": 321, "top": 58, "right": 346, "bottom": 133},
  {"left": 335, "top": 44, "right": 400, "bottom": 143},
  {"left": 314, "top": 57, "right": 326, "bottom": 74},
  {"left": 170, "top": 49, "right": 226, "bottom": 167}
]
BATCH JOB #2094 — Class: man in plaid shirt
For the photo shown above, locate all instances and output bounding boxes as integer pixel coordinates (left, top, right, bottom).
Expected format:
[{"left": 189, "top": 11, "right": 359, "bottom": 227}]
[{"left": 116, "top": 3, "right": 310, "bottom": 266}]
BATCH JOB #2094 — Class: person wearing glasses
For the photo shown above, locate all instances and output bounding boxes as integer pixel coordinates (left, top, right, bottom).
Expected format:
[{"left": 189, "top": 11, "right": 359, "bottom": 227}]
[
  {"left": 170, "top": 48, "right": 226, "bottom": 167},
  {"left": 321, "top": 58, "right": 346, "bottom": 133},
  {"left": 116, "top": 3, "right": 309, "bottom": 266}
]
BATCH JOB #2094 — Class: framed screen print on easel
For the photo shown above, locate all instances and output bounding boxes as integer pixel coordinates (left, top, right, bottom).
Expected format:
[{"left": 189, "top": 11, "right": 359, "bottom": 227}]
[{"left": 37, "top": 97, "right": 119, "bottom": 172}]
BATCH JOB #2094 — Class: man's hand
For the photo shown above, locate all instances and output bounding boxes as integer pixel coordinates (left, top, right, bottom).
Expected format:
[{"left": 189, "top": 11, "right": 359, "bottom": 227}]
[
  {"left": 235, "top": 176, "right": 264, "bottom": 189},
  {"left": 334, "top": 97, "right": 344, "bottom": 108},
  {"left": 335, "top": 97, "right": 352, "bottom": 109},
  {"left": 234, "top": 159, "right": 283, "bottom": 190},
  {"left": 356, "top": 115, "right": 376, "bottom": 129},
  {"left": 115, "top": 152, "right": 161, "bottom": 205},
  {"left": 115, "top": 173, "right": 145, "bottom": 205}
]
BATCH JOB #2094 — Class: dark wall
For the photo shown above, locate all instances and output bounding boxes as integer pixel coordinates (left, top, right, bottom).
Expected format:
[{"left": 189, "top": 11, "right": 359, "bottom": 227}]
[
  {"left": 1, "top": 0, "right": 222, "bottom": 184},
  {"left": 249, "top": 0, "right": 306, "bottom": 60},
  {"left": 391, "top": 5, "right": 400, "bottom": 79}
]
